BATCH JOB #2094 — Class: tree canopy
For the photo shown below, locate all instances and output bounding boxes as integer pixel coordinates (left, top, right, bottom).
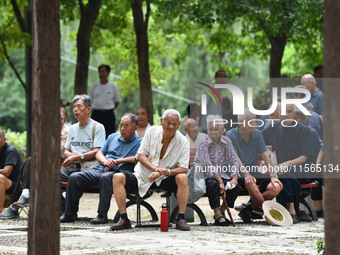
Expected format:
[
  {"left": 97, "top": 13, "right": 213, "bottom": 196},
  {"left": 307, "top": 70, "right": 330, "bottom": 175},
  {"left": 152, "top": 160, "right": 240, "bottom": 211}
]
[{"left": 0, "top": 0, "right": 324, "bottom": 134}]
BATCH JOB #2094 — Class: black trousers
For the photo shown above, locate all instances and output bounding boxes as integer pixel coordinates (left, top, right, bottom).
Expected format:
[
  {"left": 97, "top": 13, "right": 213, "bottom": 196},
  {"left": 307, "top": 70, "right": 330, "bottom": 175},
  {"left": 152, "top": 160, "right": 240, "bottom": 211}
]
[
  {"left": 10, "top": 157, "right": 31, "bottom": 203},
  {"left": 205, "top": 178, "right": 240, "bottom": 210},
  {"left": 92, "top": 109, "right": 116, "bottom": 138}
]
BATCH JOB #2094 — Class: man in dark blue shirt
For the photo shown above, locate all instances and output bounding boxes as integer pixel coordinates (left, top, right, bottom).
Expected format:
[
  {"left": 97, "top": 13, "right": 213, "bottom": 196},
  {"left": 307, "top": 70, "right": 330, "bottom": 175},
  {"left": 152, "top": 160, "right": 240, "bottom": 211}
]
[
  {"left": 60, "top": 113, "right": 142, "bottom": 224},
  {"left": 0, "top": 129, "right": 23, "bottom": 213},
  {"left": 262, "top": 104, "right": 320, "bottom": 223}
]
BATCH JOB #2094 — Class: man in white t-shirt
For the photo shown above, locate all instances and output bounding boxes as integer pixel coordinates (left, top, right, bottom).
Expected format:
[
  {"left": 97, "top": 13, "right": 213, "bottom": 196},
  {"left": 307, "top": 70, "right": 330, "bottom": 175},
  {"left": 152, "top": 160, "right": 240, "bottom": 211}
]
[
  {"left": 61, "top": 94, "right": 106, "bottom": 183},
  {"left": 90, "top": 64, "right": 121, "bottom": 137}
]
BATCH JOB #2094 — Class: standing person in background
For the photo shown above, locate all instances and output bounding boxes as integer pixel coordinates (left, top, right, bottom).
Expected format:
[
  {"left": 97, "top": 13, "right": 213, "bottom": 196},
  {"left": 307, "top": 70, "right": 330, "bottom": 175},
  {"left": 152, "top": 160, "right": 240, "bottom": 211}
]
[
  {"left": 200, "top": 70, "right": 227, "bottom": 133},
  {"left": 313, "top": 65, "right": 323, "bottom": 92},
  {"left": 90, "top": 64, "right": 121, "bottom": 137}
]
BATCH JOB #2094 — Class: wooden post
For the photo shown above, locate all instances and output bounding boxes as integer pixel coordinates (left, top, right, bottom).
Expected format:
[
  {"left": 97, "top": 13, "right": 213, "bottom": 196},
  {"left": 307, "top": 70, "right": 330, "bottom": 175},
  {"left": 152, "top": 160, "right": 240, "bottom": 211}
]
[
  {"left": 28, "top": 0, "right": 60, "bottom": 254},
  {"left": 324, "top": 0, "right": 340, "bottom": 254}
]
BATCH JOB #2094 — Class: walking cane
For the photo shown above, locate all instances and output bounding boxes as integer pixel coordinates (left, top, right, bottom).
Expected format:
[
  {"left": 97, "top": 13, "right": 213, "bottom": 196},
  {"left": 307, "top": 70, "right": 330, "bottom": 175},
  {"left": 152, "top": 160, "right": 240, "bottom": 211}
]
[{"left": 222, "top": 190, "right": 235, "bottom": 227}]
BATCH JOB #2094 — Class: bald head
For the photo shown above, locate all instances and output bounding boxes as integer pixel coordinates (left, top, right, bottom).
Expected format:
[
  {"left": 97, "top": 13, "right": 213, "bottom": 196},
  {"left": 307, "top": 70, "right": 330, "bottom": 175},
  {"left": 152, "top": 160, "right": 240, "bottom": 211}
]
[
  {"left": 301, "top": 74, "right": 317, "bottom": 93},
  {"left": 0, "top": 130, "right": 5, "bottom": 138},
  {"left": 185, "top": 118, "right": 199, "bottom": 141}
]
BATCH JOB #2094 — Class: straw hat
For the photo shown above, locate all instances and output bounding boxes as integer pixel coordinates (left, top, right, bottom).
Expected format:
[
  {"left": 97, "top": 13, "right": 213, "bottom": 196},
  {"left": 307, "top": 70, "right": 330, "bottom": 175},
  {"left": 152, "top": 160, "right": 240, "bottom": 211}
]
[{"left": 262, "top": 200, "right": 293, "bottom": 226}]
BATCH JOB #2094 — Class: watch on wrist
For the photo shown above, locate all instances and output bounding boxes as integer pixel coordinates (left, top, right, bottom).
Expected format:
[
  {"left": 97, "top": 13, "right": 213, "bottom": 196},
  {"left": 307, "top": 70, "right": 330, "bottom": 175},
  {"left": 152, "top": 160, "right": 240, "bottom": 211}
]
[{"left": 80, "top": 153, "right": 84, "bottom": 160}]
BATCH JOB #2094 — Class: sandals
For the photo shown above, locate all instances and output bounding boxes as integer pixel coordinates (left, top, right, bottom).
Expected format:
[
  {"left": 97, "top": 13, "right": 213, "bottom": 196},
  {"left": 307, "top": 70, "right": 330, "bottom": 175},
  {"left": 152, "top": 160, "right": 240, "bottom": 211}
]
[{"left": 214, "top": 215, "right": 230, "bottom": 226}]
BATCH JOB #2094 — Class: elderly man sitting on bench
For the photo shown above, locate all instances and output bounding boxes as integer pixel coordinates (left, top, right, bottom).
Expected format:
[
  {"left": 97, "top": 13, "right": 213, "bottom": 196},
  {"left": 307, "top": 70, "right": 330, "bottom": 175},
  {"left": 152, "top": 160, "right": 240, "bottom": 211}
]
[
  {"left": 110, "top": 109, "right": 190, "bottom": 231},
  {"left": 261, "top": 104, "right": 321, "bottom": 223},
  {"left": 226, "top": 109, "right": 282, "bottom": 223}
]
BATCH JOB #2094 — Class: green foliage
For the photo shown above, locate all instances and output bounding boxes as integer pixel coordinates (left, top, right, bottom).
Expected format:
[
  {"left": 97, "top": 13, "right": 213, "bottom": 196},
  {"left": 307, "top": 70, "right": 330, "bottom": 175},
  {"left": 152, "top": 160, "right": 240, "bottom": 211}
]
[
  {"left": 252, "top": 81, "right": 270, "bottom": 110},
  {"left": 0, "top": 127, "right": 27, "bottom": 159},
  {"left": 317, "top": 240, "right": 324, "bottom": 254},
  {"left": 0, "top": 55, "right": 26, "bottom": 132}
]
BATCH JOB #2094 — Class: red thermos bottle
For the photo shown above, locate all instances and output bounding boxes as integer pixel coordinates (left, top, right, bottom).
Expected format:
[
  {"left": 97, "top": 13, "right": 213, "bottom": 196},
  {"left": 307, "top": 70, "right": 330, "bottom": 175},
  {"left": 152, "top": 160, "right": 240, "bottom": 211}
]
[{"left": 161, "top": 203, "right": 168, "bottom": 232}]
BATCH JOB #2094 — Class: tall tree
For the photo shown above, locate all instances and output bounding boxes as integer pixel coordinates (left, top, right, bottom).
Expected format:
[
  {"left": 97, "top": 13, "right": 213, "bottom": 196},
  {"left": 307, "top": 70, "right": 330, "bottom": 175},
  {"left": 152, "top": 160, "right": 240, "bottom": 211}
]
[
  {"left": 131, "top": 0, "right": 153, "bottom": 124},
  {"left": 160, "top": 0, "right": 323, "bottom": 81},
  {"left": 28, "top": 0, "right": 60, "bottom": 253},
  {"left": 323, "top": 0, "right": 340, "bottom": 254},
  {"left": 74, "top": 0, "right": 101, "bottom": 95}
]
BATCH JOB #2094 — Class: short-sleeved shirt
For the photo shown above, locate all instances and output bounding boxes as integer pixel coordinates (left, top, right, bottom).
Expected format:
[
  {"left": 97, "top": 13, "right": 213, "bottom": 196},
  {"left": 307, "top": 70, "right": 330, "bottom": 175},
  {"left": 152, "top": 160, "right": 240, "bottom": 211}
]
[
  {"left": 226, "top": 128, "right": 267, "bottom": 167},
  {"left": 0, "top": 143, "right": 23, "bottom": 182},
  {"left": 307, "top": 111, "right": 323, "bottom": 139},
  {"left": 90, "top": 81, "right": 121, "bottom": 110},
  {"left": 134, "top": 126, "right": 190, "bottom": 197},
  {"left": 194, "top": 135, "right": 239, "bottom": 180},
  {"left": 309, "top": 89, "right": 323, "bottom": 115},
  {"left": 261, "top": 122, "right": 321, "bottom": 165},
  {"left": 94, "top": 133, "right": 142, "bottom": 172},
  {"left": 65, "top": 119, "right": 106, "bottom": 155}
]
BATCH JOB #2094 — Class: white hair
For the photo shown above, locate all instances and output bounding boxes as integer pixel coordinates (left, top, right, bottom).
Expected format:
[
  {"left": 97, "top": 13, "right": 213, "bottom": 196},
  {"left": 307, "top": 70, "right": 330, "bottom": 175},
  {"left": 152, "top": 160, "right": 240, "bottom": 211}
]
[
  {"left": 207, "top": 115, "right": 224, "bottom": 130},
  {"left": 162, "top": 109, "right": 181, "bottom": 121},
  {"left": 237, "top": 109, "right": 255, "bottom": 122}
]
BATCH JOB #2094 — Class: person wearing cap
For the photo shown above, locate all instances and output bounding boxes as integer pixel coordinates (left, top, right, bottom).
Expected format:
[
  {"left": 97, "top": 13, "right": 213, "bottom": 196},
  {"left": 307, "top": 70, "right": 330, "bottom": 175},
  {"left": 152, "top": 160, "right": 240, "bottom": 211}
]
[
  {"left": 261, "top": 104, "right": 321, "bottom": 223},
  {"left": 110, "top": 109, "right": 191, "bottom": 231},
  {"left": 226, "top": 109, "right": 283, "bottom": 223},
  {"left": 194, "top": 115, "right": 240, "bottom": 226}
]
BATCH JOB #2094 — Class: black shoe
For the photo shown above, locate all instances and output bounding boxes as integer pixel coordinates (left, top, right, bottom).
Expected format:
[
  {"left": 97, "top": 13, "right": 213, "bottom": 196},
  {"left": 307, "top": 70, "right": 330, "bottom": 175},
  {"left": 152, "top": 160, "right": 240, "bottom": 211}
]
[
  {"left": 251, "top": 207, "right": 264, "bottom": 219},
  {"left": 12, "top": 195, "right": 29, "bottom": 209},
  {"left": 238, "top": 205, "right": 252, "bottom": 223},
  {"left": 235, "top": 200, "right": 253, "bottom": 212},
  {"left": 316, "top": 210, "right": 323, "bottom": 218},
  {"left": 90, "top": 214, "right": 108, "bottom": 224},
  {"left": 297, "top": 210, "right": 312, "bottom": 222},
  {"left": 214, "top": 215, "right": 230, "bottom": 226},
  {"left": 291, "top": 213, "right": 299, "bottom": 224},
  {"left": 60, "top": 212, "right": 77, "bottom": 223}
]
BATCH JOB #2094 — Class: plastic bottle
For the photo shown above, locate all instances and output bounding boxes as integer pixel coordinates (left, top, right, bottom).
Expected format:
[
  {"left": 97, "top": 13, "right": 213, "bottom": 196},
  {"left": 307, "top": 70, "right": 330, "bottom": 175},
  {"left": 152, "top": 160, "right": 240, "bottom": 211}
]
[{"left": 160, "top": 203, "right": 168, "bottom": 232}]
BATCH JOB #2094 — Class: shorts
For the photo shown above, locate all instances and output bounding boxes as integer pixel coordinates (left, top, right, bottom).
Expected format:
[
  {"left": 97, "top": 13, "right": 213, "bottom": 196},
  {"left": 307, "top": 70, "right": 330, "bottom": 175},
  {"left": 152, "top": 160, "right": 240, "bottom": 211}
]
[{"left": 122, "top": 171, "right": 178, "bottom": 194}]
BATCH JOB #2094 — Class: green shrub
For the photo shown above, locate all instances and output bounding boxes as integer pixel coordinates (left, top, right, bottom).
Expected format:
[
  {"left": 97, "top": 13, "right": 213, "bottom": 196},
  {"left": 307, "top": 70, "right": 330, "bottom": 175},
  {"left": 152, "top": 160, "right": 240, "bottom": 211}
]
[
  {"left": 317, "top": 240, "right": 324, "bottom": 254},
  {"left": 0, "top": 127, "right": 27, "bottom": 160}
]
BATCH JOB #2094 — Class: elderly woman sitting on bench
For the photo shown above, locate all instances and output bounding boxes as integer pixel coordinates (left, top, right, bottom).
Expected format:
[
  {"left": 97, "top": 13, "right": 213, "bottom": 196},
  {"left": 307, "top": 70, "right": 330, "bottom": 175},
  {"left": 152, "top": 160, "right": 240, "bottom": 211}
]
[{"left": 194, "top": 115, "right": 240, "bottom": 226}]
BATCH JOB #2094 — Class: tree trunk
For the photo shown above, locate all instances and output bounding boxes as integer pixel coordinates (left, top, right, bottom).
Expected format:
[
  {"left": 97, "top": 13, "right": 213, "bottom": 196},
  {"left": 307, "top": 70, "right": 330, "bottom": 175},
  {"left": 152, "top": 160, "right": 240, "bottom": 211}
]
[
  {"left": 268, "top": 35, "right": 287, "bottom": 88},
  {"left": 323, "top": 0, "right": 340, "bottom": 254},
  {"left": 28, "top": 0, "right": 60, "bottom": 254},
  {"left": 74, "top": 0, "right": 101, "bottom": 95},
  {"left": 131, "top": 0, "right": 154, "bottom": 124},
  {"left": 25, "top": 5, "right": 32, "bottom": 157}
]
